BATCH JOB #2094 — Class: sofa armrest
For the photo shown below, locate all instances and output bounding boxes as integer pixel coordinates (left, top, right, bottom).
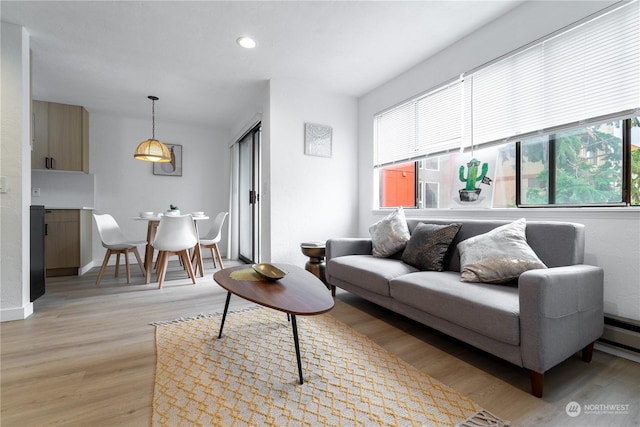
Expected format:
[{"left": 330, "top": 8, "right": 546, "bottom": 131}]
[
  {"left": 326, "top": 238, "right": 373, "bottom": 261},
  {"left": 519, "top": 265, "right": 604, "bottom": 373}
]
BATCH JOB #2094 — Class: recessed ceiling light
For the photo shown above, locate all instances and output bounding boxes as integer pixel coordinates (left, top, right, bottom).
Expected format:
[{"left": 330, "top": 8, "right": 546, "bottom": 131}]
[{"left": 236, "top": 36, "right": 256, "bottom": 49}]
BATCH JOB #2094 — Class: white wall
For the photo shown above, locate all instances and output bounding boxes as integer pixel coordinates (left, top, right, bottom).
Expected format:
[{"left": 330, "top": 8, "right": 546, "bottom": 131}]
[
  {"left": 31, "top": 171, "right": 95, "bottom": 208},
  {"left": 268, "top": 79, "right": 358, "bottom": 267},
  {"left": 0, "top": 23, "right": 33, "bottom": 321},
  {"left": 90, "top": 112, "right": 231, "bottom": 265},
  {"left": 357, "top": 1, "right": 640, "bottom": 321},
  {"left": 226, "top": 81, "right": 271, "bottom": 262}
]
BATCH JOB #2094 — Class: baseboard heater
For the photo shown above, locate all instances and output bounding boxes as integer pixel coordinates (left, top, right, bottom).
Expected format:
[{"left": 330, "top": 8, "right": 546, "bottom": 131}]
[{"left": 598, "top": 315, "right": 640, "bottom": 354}]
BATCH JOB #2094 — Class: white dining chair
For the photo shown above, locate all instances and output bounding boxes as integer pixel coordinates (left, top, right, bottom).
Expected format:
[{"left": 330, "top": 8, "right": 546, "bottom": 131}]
[
  {"left": 195, "top": 211, "right": 228, "bottom": 270},
  {"left": 93, "top": 213, "right": 146, "bottom": 286},
  {"left": 152, "top": 214, "right": 198, "bottom": 289}
]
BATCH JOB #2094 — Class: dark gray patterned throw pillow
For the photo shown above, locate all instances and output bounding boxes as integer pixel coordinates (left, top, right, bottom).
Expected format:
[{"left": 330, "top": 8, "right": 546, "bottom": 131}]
[{"left": 401, "top": 223, "right": 462, "bottom": 271}]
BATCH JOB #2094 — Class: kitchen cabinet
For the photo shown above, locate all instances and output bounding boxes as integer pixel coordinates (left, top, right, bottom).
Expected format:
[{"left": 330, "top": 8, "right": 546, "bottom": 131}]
[
  {"left": 45, "top": 209, "right": 80, "bottom": 277},
  {"left": 32, "top": 100, "right": 89, "bottom": 172},
  {"left": 31, "top": 101, "right": 49, "bottom": 168}
]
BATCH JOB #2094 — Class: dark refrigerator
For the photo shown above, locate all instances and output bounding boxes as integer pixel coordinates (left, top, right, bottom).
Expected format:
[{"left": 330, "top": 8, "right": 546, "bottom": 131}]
[{"left": 30, "top": 205, "right": 46, "bottom": 301}]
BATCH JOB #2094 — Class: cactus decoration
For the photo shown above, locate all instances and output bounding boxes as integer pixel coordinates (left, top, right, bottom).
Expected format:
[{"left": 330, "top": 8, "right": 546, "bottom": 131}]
[
  {"left": 459, "top": 158, "right": 488, "bottom": 190},
  {"left": 458, "top": 158, "right": 491, "bottom": 202}
]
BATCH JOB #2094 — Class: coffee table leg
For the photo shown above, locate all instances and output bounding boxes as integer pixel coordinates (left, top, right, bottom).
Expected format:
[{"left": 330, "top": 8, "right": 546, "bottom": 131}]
[
  {"left": 218, "top": 292, "right": 232, "bottom": 339},
  {"left": 291, "top": 314, "right": 304, "bottom": 385}
]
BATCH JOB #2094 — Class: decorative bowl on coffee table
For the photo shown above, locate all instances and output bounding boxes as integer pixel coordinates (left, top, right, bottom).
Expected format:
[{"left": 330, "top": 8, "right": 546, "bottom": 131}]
[{"left": 252, "top": 263, "right": 287, "bottom": 280}]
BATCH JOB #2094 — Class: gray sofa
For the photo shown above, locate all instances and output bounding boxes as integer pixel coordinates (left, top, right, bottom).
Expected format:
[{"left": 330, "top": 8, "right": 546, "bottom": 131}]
[{"left": 326, "top": 218, "right": 604, "bottom": 397}]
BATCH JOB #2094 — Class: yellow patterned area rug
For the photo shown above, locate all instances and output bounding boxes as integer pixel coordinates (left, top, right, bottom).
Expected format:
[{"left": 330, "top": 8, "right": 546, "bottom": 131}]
[{"left": 152, "top": 307, "right": 509, "bottom": 427}]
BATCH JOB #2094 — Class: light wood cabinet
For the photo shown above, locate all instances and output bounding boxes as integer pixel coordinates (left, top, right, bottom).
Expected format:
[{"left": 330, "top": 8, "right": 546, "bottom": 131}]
[
  {"left": 45, "top": 209, "right": 80, "bottom": 277},
  {"left": 32, "top": 100, "right": 49, "bottom": 168},
  {"left": 32, "top": 100, "right": 89, "bottom": 172}
]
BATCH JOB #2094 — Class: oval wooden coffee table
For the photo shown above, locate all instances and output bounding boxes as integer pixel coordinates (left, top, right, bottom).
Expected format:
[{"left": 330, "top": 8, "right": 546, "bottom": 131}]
[{"left": 214, "top": 263, "right": 334, "bottom": 384}]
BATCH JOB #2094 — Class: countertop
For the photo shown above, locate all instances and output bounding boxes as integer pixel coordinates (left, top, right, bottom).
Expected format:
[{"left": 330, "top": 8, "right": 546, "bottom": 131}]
[{"left": 43, "top": 207, "right": 95, "bottom": 210}]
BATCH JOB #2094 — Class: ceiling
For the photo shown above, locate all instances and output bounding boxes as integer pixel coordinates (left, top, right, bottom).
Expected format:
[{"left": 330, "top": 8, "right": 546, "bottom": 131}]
[{"left": 1, "top": 1, "right": 521, "bottom": 132}]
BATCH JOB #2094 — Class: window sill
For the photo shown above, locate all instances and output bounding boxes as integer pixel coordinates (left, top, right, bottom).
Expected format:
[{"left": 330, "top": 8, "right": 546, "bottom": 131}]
[{"left": 372, "top": 206, "right": 640, "bottom": 220}]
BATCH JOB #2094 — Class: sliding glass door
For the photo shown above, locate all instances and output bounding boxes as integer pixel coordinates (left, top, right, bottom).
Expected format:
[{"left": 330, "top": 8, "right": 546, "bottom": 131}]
[{"left": 238, "top": 125, "right": 260, "bottom": 263}]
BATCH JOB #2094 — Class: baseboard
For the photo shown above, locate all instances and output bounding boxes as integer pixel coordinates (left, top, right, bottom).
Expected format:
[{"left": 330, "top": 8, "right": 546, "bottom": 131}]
[
  {"left": 0, "top": 303, "right": 34, "bottom": 322},
  {"left": 46, "top": 267, "right": 78, "bottom": 277},
  {"left": 79, "top": 261, "right": 94, "bottom": 276}
]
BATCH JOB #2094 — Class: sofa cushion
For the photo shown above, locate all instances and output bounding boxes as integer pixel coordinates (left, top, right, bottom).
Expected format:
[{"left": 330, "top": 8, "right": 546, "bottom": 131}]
[
  {"left": 369, "top": 207, "right": 411, "bottom": 258},
  {"left": 390, "top": 271, "right": 521, "bottom": 345},
  {"left": 458, "top": 218, "right": 547, "bottom": 283},
  {"left": 327, "top": 255, "right": 418, "bottom": 296},
  {"left": 401, "top": 223, "right": 461, "bottom": 271}
]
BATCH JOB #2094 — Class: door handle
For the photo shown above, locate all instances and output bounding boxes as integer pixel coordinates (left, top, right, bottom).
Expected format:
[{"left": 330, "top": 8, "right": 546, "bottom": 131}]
[{"left": 249, "top": 190, "right": 259, "bottom": 204}]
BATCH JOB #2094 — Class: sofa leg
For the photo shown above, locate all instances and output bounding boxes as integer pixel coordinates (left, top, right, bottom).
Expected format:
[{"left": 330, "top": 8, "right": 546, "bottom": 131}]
[
  {"left": 582, "top": 341, "right": 595, "bottom": 362},
  {"left": 331, "top": 285, "right": 336, "bottom": 297},
  {"left": 530, "top": 370, "right": 544, "bottom": 398}
]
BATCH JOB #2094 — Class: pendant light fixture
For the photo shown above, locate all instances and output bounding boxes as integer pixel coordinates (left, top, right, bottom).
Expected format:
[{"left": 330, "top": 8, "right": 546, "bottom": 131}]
[{"left": 134, "top": 96, "right": 171, "bottom": 162}]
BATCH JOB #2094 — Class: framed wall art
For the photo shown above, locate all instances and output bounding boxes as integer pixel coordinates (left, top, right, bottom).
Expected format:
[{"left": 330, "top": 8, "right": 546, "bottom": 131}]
[
  {"left": 304, "top": 123, "right": 332, "bottom": 158},
  {"left": 153, "top": 144, "right": 183, "bottom": 176}
]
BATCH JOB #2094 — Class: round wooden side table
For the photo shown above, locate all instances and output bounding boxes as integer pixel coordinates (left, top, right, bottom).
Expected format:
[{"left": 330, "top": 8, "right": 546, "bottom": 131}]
[{"left": 300, "top": 242, "right": 327, "bottom": 287}]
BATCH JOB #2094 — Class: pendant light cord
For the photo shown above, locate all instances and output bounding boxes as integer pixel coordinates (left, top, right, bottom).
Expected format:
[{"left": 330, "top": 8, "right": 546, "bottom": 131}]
[{"left": 151, "top": 98, "right": 156, "bottom": 140}]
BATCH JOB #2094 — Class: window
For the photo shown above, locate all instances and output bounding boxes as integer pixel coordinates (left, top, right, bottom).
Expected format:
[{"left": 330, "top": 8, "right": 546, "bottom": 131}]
[
  {"left": 520, "top": 136, "right": 550, "bottom": 204},
  {"left": 555, "top": 124, "right": 623, "bottom": 204},
  {"left": 378, "top": 118, "right": 637, "bottom": 209},
  {"left": 423, "top": 182, "right": 439, "bottom": 208},
  {"left": 418, "top": 181, "right": 440, "bottom": 208},
  {"left": 492, "top": 144, "right": 517, "bottom": 208},
  {"left": 417, "top": 158, "right": 441, "bottom": 208},
  {"left": 631, "top": 118, "right": 640, "bottom": 206},
  {"left": 373, "top": 1, "right": 639, "bottom": 209},
  {"left": 420, "top": 157, "right": 440, "bottom": 171},
  {"left": 519, "top": 119, "right": 630, "bottom": 206}
]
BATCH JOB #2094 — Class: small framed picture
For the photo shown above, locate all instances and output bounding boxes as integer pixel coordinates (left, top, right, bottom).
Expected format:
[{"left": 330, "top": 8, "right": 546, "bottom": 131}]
[
  {"left": 153, "top": 144, "right": 182, "bottom": 176},
  {"left": 304, "top": 123, "right": 332, "bottom": 158}
]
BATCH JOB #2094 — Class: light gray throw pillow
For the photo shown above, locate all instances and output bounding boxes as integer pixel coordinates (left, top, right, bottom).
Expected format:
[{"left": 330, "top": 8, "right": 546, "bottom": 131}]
[
  {"left": 369, "top": 207, "right": 410, "bottom": 258},
  {"left": 458, "top": 218, "right": 547, "bottom": 283}
]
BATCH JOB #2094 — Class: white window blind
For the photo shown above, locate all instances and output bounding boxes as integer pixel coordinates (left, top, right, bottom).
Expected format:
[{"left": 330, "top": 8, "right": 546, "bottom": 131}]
[
  {"left": 374, "top": 102, "right": 415, "bottom": 166},
  {"left": 470, "top": 0, "right": 640, "bottom": 146},
  {"left": 470, "top": 46, "right": 545, "bottom": 145},
  {"left": 541, "top": 3, "right": 640, "bottom": 128},
  {"left": 374, "top": 81, "right": 462, "bottom": 166},
  {"left": 375, "top": 1, "right": 640, "bottom": 163},
  {"left": 417, "top": 81, "right": 462, "bottom": 156}
]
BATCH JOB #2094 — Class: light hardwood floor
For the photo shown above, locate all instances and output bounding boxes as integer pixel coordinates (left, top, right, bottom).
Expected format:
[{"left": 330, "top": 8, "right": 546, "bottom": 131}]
[{"left": 2, "top": 260, "right": 639, "bottom": 426}]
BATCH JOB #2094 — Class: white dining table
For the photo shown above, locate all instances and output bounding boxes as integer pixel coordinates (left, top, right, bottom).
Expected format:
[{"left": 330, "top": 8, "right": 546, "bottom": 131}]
[{"left": 133, "top": 214, "right": 209, "bottom": 284}]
